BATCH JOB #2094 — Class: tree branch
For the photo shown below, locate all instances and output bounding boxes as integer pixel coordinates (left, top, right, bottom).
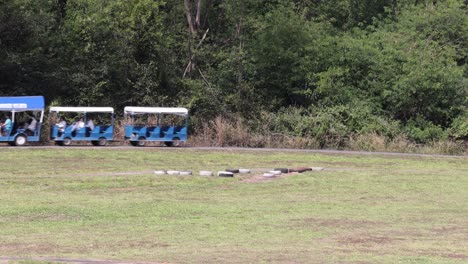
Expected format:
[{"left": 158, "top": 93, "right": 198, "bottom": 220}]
[{"left": 183, "top": 28, "right": 210, "bottom": 78}]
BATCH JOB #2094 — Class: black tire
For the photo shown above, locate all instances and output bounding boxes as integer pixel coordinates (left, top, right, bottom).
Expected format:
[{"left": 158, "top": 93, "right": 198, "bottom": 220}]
[
  {"left": 225, "top": 169, "right": 239, "bottom": 173},
  {"left": 97, "top": 137, "right": 107, "bottom": 146},
  {"left": 172, "top": 137, "right": 181, "bottom": 147},
  {"left": 218, "top": 172, "right": 234, "bottom": 177},
  {"left": 137, "top": 137, "right": 146, "bottom": 147},
  {"left": 63, "top": 137, "right": 72, "bottom": 146},
  {"left": 164, "top": 141, "right": 173, "bottom": 147},
  {"left": 291, "top": 167, "right": 311, "bottom": 173},
  {"left": 274, "top": 168, "right": 290, "bottom": 173},
  {"left": 14, "top": 135, "right": 27, "bottom": 146}
]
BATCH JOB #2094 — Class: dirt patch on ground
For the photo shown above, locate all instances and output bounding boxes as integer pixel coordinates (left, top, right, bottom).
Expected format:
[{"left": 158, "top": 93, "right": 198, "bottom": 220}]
[
  {"left": 338, "top": 235, "right": 393, "bottom": 245},
  {"left": 291, "top": 217, "right": 381, "bottom": 229},
  {"left": 441, "top": 253, "right": 468, "bottom": 259},
  {"left": 0, "top": 243, "right": 57, "bottom": 255},
  {"left": 0, "top": 256, "right": 163, "bottom": 264}
]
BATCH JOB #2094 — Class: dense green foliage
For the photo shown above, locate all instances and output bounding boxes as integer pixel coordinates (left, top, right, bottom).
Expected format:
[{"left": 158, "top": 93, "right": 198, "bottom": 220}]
[{"left": 1, "top": 0, "right": 467, "bottom": 145}]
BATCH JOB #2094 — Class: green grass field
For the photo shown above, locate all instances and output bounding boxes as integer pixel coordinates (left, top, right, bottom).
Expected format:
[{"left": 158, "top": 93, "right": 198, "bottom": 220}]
[{"left": 0, "top": 148, "right": 467, "bottom": 263}]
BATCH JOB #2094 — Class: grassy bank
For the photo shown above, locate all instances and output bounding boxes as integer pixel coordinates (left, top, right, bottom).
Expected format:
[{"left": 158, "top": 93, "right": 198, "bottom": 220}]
[
  {"left": 0, "top": 148, "right": 467, "bottom": 263},
  {"left": 188, "top": 116, "right": 468, "bottom": 155}
]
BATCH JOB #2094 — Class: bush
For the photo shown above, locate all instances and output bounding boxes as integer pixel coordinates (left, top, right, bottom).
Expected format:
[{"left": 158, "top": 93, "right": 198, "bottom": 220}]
[
  {"left": 256, "top": 104, "right": 401, "bottom": 149},
  {"left": 404, "top": 117, "right": 447, "bottom": 143},
  {"left": 448, "top": 114, "right": 468, "bottom": 140},
  {"left": 188, "top": 113, "right": 466, "bottom": 154}
]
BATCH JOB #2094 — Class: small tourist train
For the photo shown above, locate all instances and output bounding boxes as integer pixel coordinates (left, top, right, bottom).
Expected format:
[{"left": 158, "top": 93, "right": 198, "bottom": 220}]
[{"left": 0, "top": 96, "right": 188, "bottom": 147}]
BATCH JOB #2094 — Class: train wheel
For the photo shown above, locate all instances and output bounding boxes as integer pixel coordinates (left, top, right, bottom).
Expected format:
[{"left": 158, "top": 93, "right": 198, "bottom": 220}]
[
  {"left": 97, "top": 137, "right": 107, "bottom": 146},
  {"left": 164, "top": 141, "right": 173, "bottom": 147},
  {"left": 130, "top": 141, "right": 138, "bottom": 146},
  {"left": 137, "top": 137, "right": 146, "bottom": 147},
  {"left": 63, "top": 137, "right": 72, "bottom": 146},
  {"left": 14, "top": 135, "right": 27, "bottom": 146},
  {"left": 172, "top": 137, "right": 181, "bottom": 147},
  {"left": 91, "top": 141, "right": 98, "bottom": 146}
]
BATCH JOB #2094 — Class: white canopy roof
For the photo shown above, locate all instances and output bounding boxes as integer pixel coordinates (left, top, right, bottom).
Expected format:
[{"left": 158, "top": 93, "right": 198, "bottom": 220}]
[
  {"left": 124, "top": 107, "right": 188, "bottom": 115},
  {"left": 50, "top": 107, "right": 114, "bottom": 113}
]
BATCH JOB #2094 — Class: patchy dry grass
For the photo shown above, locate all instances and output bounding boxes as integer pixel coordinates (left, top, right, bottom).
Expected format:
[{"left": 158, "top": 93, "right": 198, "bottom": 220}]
[{"left": 0, "top": 148, "right": 467, "bottom": 263}]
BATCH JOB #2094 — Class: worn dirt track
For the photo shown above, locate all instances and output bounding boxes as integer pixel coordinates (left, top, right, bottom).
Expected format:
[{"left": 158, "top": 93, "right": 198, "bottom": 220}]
[
  {"left": 0, "top": 256, "right": 162, "bottom": 264},
  {"left": 2, "top": 145, "right": 467, "bottom": 159}
]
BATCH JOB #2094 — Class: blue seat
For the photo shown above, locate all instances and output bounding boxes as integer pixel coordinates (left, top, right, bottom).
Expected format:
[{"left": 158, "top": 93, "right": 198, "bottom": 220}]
[
  {"left": 148, "top": 126, "right": 161, "bottom": 138},
  {"left": 74, "top": 127, "right": 86, "bottom": 138},
  {"left": 137, "top": 127, "right": 147, "bottom": 137},
  {"left": 161, "top": 126, "right": 175, "bottom": 140},
  {"left": 90, "top": 126, "right": 101, "bottom": 137},
  {"left": 177, "top": 127, "right": 187, "bottom": 135},
  {"left": 146, "top": 127, "right": 155, "bottom": 137},
  {"left": 164, "top": 126, "right": 174, "bottom": 134},
  {"left": 62, "top": 126, "right": 73, "bottom": 138}
]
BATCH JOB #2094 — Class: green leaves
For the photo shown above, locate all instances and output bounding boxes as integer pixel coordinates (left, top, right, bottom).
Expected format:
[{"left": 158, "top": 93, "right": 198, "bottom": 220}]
[{"left": 0, "top": 0, "right": 465, "bottom": 146}]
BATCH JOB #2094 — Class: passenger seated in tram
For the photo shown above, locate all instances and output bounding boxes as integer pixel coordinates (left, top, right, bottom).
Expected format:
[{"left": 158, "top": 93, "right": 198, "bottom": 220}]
[
  {"left": 1, "top": 114, "right": 12, "bottom": 136},
  {"left": 26, "top": 115, "right": 37, "bottom": 136},
  {"left": 71, "top": 117, "right": 84, "bottom": 136},
  {"left": 57, "top": 116, "right": 67, "bottom": 136},
  {"left": 86, "top": 117, "right": 95, "bottom": 136}
]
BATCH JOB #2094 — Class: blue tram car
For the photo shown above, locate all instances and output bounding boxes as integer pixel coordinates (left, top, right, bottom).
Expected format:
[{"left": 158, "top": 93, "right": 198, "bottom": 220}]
[
  {"left": 124, "top": 107, "right": 188, "bottom": 147},
  {"left": 0, "top": 96, "right": 45, "bottom": 146},
  {"left": 49, "top": 107, "right": 114, "bottom": 146}
]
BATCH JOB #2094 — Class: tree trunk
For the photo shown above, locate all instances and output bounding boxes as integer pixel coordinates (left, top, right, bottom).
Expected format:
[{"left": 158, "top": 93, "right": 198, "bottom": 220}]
[
  {"left": 57, "top": 0, "right": 67, "bottom": 21},
  {"left": 184, "top": 0, "right": 195, "bottom": 35},
  {"left": 195, "top": 0, "right": 202, "bottom": 28}
]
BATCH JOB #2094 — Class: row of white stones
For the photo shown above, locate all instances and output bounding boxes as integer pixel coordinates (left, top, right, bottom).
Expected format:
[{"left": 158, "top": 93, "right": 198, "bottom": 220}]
[
  {"left": 154, "top": 167, "right": 324, "bottom": 177},
  {"left": 263, "top": 167, "right": 324, "bottom": 177},
  {"left": 154, "top": 169, "right": 252, "bottom": 177}
]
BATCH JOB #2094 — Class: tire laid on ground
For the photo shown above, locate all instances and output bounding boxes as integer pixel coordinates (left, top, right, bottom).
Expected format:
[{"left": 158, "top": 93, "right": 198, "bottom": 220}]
[
  {"left": 274, "top": 168, "right": 289, "bottom": 173},
  {"left": 291, "top": 167, "right": 312, "bottom": 173},
  {"left": 239, "top": 169, "right": 251, "bottom": 174},
  {"left": 269, "top": 170, "right": 282, "bottom": 175},
  {"left": 14, "top": 135, "right": 27, "bottom": 146},
  {"left": 225, "top": 169, "right": 239, "bottom": 173},
  {"left": 199, "top": 171, "right": 214, "bottom": 176},
  {"left": 218, "top": 171, "right": 234, "bottom": 177},
  {"left": 63, "top": 137, "right": 72, "bottom": 146},
  {"left": 154, "top": 170, "right": 167, "bottom": 175},
  {"left": 97, "top": 137, "right": 107, "bottom": 146},
  {"left": 179, "top": 171, "right": 192, "bottom": 176},
  {"left": 167, "top": 170, "right": 180, "bottom": 175},
  {"left": 263, "top": 173, "right": 275, "bottom": 177}
]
